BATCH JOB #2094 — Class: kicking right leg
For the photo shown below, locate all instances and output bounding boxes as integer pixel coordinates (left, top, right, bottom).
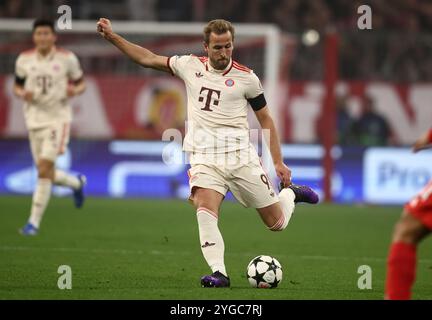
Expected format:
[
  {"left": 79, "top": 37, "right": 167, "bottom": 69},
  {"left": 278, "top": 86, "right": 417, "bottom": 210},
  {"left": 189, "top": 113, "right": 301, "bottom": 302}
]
[
  {"left": 256, "top": 183, "right": 318, "bottom": 231},
  {"left": 257, "top": 188, "right": 295, "bottom": 231}
]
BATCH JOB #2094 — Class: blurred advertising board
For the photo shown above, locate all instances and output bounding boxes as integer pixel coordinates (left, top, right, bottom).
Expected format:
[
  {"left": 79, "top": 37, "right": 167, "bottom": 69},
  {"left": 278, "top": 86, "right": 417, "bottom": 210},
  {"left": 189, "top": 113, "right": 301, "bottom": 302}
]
[{"left": 0, "top": 140, "right": 430, "bottom": 205}]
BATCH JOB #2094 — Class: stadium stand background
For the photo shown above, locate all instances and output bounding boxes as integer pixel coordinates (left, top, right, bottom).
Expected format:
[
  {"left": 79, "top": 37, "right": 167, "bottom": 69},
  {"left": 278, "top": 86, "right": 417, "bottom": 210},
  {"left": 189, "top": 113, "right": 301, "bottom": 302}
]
[{"left": 1, "top": 0, "right": 432, "bottom": 82}]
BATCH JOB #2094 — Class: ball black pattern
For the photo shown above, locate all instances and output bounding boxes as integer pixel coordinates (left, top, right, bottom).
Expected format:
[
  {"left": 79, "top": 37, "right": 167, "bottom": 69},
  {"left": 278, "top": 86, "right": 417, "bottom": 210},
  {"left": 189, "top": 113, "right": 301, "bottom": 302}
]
[{"left": 246, "top": 255, "right": 283, "bottom": 288}]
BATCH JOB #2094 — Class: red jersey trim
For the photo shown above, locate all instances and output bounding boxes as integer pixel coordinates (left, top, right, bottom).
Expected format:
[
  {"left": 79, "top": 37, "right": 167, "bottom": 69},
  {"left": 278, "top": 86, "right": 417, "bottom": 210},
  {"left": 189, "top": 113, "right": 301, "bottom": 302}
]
[
  {"left": 197, "top": 56, "right": 208, "bottom": 64},
  {"left": 167, "top": 56, "right": 174, "bottom": 76},
  {"left": 222, "top": 60, "right": 233, "bottom": 76},
  {"left": 233, "top": 66, "right": 250, "bottom": 73},
  {"left": 195, "top": 56, "right": 208, "bottom": 71},
  {"left": 233, "top": 61, "right": 251, "bottom": 72},
  {"left": 191, "top": 55, "right": 208, "bottom": 70}
]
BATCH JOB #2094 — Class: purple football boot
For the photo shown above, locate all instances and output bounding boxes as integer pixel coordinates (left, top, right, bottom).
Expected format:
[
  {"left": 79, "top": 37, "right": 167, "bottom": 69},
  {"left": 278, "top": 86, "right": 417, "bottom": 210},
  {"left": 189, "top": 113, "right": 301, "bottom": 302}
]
[
  {"left": 280, "top": 182, "right": 319, "bottom": 204},
  {"left": 201, "top": 271, "right": 230, "bottom": 288}
]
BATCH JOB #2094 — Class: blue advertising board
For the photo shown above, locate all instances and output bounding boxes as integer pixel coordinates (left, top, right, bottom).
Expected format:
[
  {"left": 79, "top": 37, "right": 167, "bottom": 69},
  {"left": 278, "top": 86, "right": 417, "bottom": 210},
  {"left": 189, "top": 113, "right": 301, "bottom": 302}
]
[{"left": 0, "top": 139, "right": 430, "bottom": 205}]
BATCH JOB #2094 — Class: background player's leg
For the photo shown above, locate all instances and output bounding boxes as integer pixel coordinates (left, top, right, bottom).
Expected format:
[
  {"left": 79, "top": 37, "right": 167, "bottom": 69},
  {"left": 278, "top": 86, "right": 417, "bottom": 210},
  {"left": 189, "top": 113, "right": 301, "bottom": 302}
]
[
  {"left": 54, "top": 169, "right": 86, "bottom": 208},
  {"left": 27, "top": 158, "right": 54, "bottom": 230},
  {"left": 52, "top": 123, "right": 83, "bottom": 191},
  {"left": 257, "top": 188, "right": 295, "bottom": 231},
  {"left": 192, "top": 187, "right": 227, "bottom": 277},
  {"left": 54, "top": 169, "right": 81, "bottom": 189},
  {"left": 385, "top": 211, "right": 430, "bottom": 300}
]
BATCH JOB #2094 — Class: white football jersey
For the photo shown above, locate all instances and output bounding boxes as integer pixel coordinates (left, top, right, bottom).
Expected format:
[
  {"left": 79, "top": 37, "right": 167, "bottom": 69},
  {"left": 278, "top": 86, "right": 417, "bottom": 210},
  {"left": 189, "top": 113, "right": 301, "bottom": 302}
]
[
  {"left": 168, "top": 55, "right": 265, "bottom": 155},
  {"left": 15, "top": 47, "right": 83, "bottom": 130}
]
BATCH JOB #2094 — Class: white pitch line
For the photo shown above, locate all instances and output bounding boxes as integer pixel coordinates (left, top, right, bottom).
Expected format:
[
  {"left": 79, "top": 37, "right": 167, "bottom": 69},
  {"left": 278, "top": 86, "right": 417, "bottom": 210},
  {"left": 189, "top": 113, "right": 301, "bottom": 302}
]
[{"left": 2, "top": 245, "right": 432, "bottom": 264}]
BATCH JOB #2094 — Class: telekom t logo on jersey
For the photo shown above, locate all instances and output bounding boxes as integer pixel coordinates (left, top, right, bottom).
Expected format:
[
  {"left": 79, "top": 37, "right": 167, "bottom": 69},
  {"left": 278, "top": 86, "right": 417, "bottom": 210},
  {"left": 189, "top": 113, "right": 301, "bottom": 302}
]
[{"left": 198, "top": 86, "right": 221, "bottom": 112}]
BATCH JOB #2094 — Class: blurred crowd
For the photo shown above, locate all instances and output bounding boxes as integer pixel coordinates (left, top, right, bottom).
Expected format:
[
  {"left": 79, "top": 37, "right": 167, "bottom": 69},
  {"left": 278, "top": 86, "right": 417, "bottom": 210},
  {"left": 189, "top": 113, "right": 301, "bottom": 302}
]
[
  {"left": 2, "top": 0, "right": 432, "bottom": 82},
  {"left": 2, "top": 0, "right": 432, "bottom": 32},
  {"left": 335, "top": 94, "right": 393, "bottom": 147}
]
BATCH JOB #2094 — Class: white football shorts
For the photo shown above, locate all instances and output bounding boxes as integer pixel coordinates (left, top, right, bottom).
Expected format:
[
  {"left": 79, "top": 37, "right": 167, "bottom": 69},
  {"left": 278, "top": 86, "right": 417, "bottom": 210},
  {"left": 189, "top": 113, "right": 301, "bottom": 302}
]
[
  {"left": 188, "top": 150, "right": 279, "bottom": 209},
  {"left": 28, "top": 122, "right": 70, "bottom": 162}
]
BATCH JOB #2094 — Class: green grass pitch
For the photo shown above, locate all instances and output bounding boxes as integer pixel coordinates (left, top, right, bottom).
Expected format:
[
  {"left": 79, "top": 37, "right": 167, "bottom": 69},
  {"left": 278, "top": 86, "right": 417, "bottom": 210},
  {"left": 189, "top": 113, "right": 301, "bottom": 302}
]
[{"left": 0, "top": 195, "right": 431, "bottom": 300}]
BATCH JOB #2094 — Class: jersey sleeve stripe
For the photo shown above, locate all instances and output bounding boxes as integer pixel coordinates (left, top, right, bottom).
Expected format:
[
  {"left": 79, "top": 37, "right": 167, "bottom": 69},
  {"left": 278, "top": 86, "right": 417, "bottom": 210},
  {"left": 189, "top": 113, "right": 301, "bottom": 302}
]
[{"left": 233, "top": 61, "right": 251, "bottom": 72}]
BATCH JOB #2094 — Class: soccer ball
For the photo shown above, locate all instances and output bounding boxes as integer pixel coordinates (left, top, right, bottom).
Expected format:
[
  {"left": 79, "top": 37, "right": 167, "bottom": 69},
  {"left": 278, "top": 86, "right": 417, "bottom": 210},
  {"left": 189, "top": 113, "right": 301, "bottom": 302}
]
[{"left": 246, "top": 255, "right": 283, "bottom": 288}]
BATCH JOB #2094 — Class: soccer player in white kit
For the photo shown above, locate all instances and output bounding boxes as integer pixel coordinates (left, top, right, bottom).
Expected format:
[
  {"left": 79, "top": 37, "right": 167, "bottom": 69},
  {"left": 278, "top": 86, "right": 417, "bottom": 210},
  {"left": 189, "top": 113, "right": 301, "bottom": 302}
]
[
  {"left": 14, "top": 19, "right": 87, "bottom": 236},
  {"left": 97, "top": 18, "right": 318, "bottom": 287}
]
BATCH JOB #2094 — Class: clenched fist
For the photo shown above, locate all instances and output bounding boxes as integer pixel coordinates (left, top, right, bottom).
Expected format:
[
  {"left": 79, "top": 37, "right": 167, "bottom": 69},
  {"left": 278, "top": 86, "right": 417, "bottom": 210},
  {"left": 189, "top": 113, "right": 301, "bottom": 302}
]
[{"left": 97, "top": 18, "right": 114, "bottom": 40}]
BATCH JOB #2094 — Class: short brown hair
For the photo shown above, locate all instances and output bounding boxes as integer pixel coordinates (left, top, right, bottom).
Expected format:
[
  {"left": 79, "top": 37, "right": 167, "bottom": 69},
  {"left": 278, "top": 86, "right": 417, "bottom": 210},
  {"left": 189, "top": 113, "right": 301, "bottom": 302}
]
[{"left": 203, "top": 19, "right": 235, "bottom": 44}]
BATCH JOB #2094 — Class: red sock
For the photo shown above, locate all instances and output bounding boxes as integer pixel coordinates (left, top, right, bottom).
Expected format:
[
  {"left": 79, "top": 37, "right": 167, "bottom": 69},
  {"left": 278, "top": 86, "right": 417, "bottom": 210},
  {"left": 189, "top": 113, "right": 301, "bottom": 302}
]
[{"left": 385, "top": 242, "right": 417, "bottom": 300}]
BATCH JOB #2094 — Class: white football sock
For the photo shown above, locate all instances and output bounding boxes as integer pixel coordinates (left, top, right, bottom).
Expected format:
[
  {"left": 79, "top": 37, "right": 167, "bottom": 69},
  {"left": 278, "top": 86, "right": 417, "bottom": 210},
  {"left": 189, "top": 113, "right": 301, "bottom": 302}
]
[
  {"left": 274, "top": 188, "right": 296, "bottom": 230},
  {"left": 28, "top": 178, "right": 52, "bottom": 228},
  {"left": 197, "top": 208, "right": 227, "bottom": 277},
  {"left": 54, "top": 170, "right": 80, "bottom": 190}
]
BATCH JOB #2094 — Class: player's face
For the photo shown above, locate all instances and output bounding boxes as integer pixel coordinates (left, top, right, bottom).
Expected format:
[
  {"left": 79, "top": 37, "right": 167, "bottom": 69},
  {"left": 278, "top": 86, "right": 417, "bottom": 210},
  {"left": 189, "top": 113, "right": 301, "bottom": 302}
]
[
  {"left": 205, "top": 31, "right": 233, "bottom": 70},
  {"left": 33, "top": 26, "right": 56, "bottom": 53}
]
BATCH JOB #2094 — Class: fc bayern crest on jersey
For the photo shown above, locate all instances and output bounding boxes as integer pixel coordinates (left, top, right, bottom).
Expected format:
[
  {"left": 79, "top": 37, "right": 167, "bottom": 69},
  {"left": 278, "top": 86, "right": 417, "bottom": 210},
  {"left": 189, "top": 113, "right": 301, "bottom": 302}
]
[{"left": 225, "top": 79, "right": 235, "bottom": 87}]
